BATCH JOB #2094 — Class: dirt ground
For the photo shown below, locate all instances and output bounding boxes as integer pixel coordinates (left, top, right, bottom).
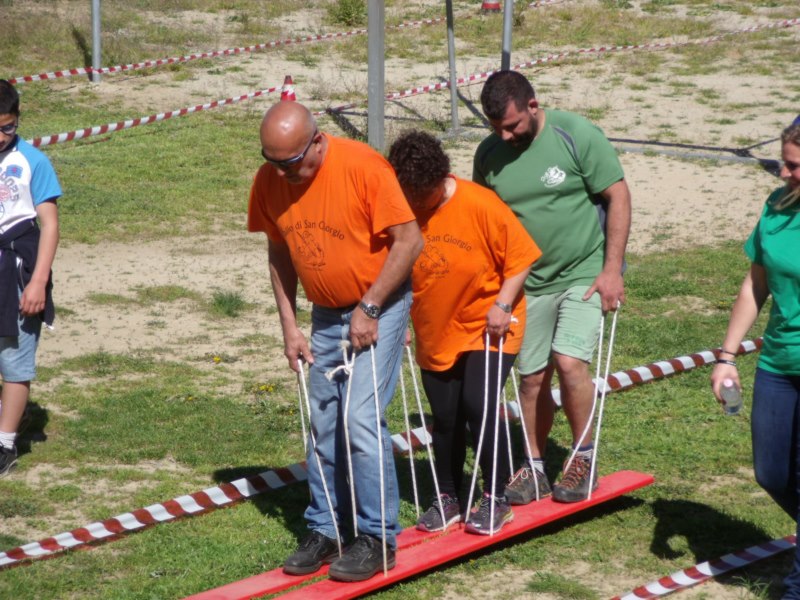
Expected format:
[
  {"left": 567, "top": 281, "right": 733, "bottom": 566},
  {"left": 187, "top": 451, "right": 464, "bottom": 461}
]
[{"left": 21, "top": 1, "right": 800, "bottom": 598}]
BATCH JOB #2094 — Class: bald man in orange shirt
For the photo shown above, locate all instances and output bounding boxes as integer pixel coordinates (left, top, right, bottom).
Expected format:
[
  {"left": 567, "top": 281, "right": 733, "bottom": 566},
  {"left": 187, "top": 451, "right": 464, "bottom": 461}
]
[{"left": 248, "top": 102, "right": 422, "bottom": 582}]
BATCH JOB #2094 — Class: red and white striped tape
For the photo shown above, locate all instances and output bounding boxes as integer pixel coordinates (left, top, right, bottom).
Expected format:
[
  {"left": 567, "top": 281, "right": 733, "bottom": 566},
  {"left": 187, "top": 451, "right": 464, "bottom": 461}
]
[
  {"left": 7, "top": 17, "right": 445, "bottom": 86},
  {"left": 0, "top": 340, "right": 760, "bottom": 568},
  {"left": 25, "top": 17, "right": 800, "bottom": 149},
  {"left": 0, "top": 427, "right": 433, "bottom": 569},
  {"left": 501, "top": 339, "right": 760, "bottom": 416},
  {"left": 610, "top": 534, "right": 797, "bottom": 599},
  {"left": 323, "top": 18, "right": 800, "bottom": 110},
  {"left": 27, "top": 84, "right": 282, "bottom": 148},
  {"left": 529, "top": 0, "right": 569, "bottom": 7}
]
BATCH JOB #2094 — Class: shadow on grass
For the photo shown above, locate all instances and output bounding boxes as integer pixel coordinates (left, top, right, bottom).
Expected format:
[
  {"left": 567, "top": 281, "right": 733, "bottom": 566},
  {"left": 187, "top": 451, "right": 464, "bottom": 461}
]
[
  {"left": 15, "top": 401, "right": 49, "bottom": 459},
  {"left": 651, "top": 498, "right": 789, "bottom": 599},
  {"left": 212, "top": 465, "right": 310, "bottom": 537}
]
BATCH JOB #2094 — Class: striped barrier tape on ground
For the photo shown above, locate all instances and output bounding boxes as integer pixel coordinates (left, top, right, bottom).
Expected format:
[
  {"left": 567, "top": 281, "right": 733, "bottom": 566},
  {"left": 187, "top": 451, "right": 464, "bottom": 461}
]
[
  {"left": 610, "top": 534, "right": 797, "bottom": 599},
  {"left": 25, "top": 17, "right": 800, "bottom": 148},
  {"left": 324, "top": 18, "right": 800, "bottom": 109},
  {"left": 602, "top": 339, "right": 761, "bottom": 393},
  {"left": 0, "top": 339, "right": 761, "bottom": 569},
  {"left": 0, "top": 427, "right": 433, "bottom": 569},
  {"left": 6, "top": 17, "right": 445, "bottom": 86},
  {"left": 26, "top": 84, "right": 281, "bottom": 148},
  {"left": 8, "top": 0, "right": 576, "bottom": 86}
]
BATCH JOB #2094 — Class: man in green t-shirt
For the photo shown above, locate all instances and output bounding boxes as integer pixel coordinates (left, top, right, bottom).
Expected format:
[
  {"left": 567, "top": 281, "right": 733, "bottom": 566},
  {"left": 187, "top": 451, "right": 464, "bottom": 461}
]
[{"left": 473, "top": 70, "right": 631, "bottom": 504}]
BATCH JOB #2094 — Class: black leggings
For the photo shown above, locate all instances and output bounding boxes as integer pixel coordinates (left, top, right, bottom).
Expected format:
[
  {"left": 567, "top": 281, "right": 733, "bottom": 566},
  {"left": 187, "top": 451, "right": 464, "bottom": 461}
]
[{"left": 420, "top": 350, "right": 515, "bottom": 498}]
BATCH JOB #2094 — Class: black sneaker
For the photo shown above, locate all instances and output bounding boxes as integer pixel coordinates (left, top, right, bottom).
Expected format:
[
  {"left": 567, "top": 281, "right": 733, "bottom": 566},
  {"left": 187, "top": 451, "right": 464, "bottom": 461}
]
[
  {"left": 504, "top": 463, "right": 552, "bottom": 505},
  {"left": 0, "top": 445, "right": 18, "bottom": 479},
  {"left": 328, "top": 534, "right": 395, "bottom": 582},
  {"left": 416, "top": 494, "right": 461, "bottom": 532},
  {"left": 464, "top": 493, "right": 513, "bottom": 535},
  {"left": 552, "top": 454, "right": 598, "bottom": 503},
  {"left": 283, "top": 531, "right": 339, "bottom": 575}
]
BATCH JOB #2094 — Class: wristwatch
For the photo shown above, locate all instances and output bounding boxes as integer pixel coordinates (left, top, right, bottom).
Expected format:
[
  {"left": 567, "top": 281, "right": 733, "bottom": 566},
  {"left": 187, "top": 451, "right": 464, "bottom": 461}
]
[
  {"left": 494, "top": 301, "right": 512, "bottom": 313},
  {"left": 359, "top": 301, "right": 381, "bottom": 319}
]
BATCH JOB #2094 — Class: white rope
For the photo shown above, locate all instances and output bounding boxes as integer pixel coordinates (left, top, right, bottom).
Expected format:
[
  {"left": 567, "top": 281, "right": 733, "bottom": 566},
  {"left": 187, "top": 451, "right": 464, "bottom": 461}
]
[
  {"left": 509, "top": 370, "right": 545, "bottom": 501},
  {"left": 368, "top": 345, "right": 388, "bottom": 576},
  {"left": 296, "top": 376, "right": 308, "bottom": 456},
  {"left": 465, "top": 332, "right": 492, "bottom": 528},
  {"left": 561, "top": 311, "right": 605, "bottom": 475},
  {"left": 398, "top": 359, "right": 421, "bottom": 518},
  {"left": 334, "top": 341, "right": 359, "bottom": 537},
  {"left": 588, "top": 306, "right": 620, "bottom": 500},
  {"left": 561, "top": 304, "right": 621, "bottom": 497},
  {"left": 297, "top": 360, "right": 343, "bottom": 555},
  {"left": 489, "top": 335, "right": 505, "bottom": 536},
  {"left": 405, "top": 345, "right": 446, "bottom": 530},
  {"left": 501, "top": 384, "right": 514, "bottom": 481}
]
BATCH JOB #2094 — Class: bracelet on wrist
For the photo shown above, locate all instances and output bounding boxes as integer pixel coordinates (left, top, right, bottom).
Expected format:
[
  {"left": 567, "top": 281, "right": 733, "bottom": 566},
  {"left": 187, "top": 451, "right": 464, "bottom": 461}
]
[
  {"left": 494, "top": 301, "right": 512, "bottom": 313},
  {"left": 716, "top": 358, "right": 737, "bottom": 367},
  {"left": 718, "top": 348, "right": 737, "bottom": 357}
]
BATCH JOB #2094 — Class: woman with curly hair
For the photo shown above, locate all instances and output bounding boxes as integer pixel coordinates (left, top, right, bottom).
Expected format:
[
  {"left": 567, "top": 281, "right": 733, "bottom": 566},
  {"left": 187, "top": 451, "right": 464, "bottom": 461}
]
[
  {"left": 711, "top": 122, "right": 800, "bottom": 598},
  {"left": 388, "top": 130, "right": 541, "bottom": 535}
]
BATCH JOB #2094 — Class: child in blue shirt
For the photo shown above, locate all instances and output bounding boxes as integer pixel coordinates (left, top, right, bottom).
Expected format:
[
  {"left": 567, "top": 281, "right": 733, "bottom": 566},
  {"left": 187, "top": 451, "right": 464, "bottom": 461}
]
[{"left": 0, "top": 79, "right": 61, "bottom": 477}]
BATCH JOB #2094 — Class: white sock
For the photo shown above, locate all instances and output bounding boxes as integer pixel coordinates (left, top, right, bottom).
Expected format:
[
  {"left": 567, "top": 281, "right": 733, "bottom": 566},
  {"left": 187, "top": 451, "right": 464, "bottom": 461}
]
[
  {"left": 0, "top": 430, "right": 16, "bottom": 450},
  {"left": 529, "top": 458, "right": 545, "bottom": 475}
]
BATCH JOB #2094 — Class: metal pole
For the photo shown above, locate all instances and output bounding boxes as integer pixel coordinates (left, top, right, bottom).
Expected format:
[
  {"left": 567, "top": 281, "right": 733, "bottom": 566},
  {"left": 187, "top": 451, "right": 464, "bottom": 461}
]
[
  {"left": 501, "top": 0, "right": 513, "bottom": 70},
  {"left": 445, "top": 0, "right": 459, "bottom": 133},
  {"left": 367, "top": 0, "right": 385, "bottom": 151},
  {"left": 91, "top": 0, "right": 102, "bottom": 83}
]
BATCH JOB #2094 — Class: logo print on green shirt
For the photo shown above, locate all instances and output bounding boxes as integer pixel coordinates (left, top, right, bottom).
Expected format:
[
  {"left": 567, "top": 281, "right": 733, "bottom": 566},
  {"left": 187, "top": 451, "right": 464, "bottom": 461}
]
[{"left": 541, "top": 165, "right": 566, "bottom": 188}]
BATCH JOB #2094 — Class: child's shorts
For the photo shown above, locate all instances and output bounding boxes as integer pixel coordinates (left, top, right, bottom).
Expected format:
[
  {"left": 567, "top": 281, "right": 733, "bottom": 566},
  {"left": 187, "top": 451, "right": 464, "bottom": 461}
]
[{"left": 0, "top": 311, "right": 42, "bottom": 383}]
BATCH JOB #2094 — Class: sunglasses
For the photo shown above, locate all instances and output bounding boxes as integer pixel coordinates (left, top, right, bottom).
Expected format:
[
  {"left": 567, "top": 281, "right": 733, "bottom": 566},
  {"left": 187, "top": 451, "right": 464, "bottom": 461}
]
[
  {"left": 262, "top": 129, "right": 319, "bottom": 169},
  {"left": 0, "top": 121, "right": 18, "bottom": 135}
]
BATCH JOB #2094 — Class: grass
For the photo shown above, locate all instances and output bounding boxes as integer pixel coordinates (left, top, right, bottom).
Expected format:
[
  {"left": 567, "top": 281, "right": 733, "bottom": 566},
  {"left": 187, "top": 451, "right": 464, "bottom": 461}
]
[{"left": 1, "top": 1, "right": 799, "bottom": 599}]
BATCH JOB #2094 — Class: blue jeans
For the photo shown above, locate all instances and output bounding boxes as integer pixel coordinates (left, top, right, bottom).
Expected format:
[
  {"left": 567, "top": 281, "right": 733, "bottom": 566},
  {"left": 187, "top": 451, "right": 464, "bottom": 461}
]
[
  {"left": 0, "top": 285, "right": 42, "bottom": 382},
  {"left": 751, "top": 367, "right": 800, "bottom": 599},
  {"left": 303, "top": 283, "right": 411, "bottom": 548}
]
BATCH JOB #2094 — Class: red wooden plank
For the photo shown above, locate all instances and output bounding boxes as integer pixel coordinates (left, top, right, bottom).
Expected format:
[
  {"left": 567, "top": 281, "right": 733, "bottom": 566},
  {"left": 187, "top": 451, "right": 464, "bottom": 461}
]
[
  {"left": 183, "top": 516, "right": 446, "bottom": 599},
  {"left": 278, "top": 470, "right": 654, "bottom": 599}
]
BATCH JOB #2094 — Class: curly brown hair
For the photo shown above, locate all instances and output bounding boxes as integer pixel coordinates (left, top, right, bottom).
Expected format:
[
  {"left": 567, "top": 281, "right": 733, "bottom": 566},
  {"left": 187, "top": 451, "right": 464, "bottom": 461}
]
[{"left": 387, "top": 130, "right": 450, "bottom": 202}]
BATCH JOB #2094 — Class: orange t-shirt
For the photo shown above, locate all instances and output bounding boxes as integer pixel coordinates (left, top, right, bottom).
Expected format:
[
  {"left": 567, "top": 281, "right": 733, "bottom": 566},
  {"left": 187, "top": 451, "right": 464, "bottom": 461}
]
[
  {"left": 411, "top": 177, "right": 542, "bottom": 371},
  {"left": 247, "top": 134, "right": 415, "bottom": 308}
]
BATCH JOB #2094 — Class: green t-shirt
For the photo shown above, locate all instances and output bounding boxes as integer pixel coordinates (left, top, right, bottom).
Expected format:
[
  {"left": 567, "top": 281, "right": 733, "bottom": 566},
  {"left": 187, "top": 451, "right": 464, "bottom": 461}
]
[
  {"left": 473, "top": 109, "right": 624, "bottom": 295},
  {"left": 745, "top": 186, "right": 800, "bottom": 375}
]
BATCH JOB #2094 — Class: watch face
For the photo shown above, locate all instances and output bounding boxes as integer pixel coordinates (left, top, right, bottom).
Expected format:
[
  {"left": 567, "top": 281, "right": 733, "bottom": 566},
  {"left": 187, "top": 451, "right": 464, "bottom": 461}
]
[{"left": 360, "top": 302, "right": 380, "bottom": 318}]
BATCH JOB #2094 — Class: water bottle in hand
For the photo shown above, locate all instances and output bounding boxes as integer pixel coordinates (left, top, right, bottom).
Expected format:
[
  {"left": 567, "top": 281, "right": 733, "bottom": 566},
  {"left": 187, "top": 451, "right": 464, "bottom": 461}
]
[{"left": 720, "top": 378, "right": 743, "bottom": 416}]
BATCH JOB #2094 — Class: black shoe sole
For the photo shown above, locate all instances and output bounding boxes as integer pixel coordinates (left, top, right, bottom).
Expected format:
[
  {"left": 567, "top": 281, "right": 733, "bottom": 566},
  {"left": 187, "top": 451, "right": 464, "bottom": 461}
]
[
  {"left": 464, "top": 511, "right": 514, "bottom": 535},
  {"left": 282, "top": 552, "right": 339, "bottom": 576},
  {"left": 328, "top": 556, "right": 396, "bottom": 582},
  {"left": 552, "top": 483, "right": 599, "bottom": 503}
]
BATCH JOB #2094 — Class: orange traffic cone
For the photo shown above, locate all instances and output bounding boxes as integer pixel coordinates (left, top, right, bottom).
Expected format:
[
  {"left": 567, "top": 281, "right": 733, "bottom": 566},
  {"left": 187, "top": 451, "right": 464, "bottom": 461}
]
[
  {"left": 481, "top": 0, "right": 501, "bottom": 12},
  {"left": 280, "top": 75, "right": 296, "bottom": 102}
]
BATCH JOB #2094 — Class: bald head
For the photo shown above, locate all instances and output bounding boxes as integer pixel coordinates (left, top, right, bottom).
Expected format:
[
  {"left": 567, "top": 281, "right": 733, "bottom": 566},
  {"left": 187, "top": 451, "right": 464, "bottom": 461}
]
[
  {"left": 261, "top": 102, "right": 316, "bottom": 153},
  {"left": 260, "top": 102, "right": 325, "bottom": 185}
]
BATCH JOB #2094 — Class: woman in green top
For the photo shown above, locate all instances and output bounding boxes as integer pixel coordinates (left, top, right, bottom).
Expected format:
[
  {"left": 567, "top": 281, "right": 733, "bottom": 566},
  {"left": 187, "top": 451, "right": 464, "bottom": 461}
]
[{"left": 711, "top": 123, "right": 800, "bottom": 599}]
